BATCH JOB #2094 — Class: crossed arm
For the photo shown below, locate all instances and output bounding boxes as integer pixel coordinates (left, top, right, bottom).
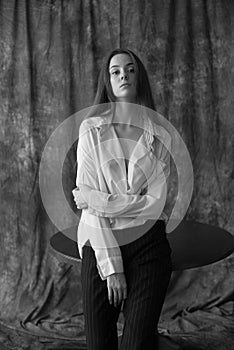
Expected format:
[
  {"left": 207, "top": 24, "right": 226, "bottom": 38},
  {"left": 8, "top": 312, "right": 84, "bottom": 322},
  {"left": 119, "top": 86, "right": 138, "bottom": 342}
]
[
  {"left": 73, "top": 165, "right": 168, "bottom": 220},
  {"left": 74, "top": 138, "right": 170, "bottom": 220}
]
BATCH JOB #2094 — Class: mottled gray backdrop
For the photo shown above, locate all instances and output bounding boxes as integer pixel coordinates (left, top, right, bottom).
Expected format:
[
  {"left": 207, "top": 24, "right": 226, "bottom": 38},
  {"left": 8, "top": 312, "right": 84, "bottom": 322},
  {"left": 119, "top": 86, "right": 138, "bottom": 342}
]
[{"left": 0, "top": 1, "right": 233, "bottom": 349}]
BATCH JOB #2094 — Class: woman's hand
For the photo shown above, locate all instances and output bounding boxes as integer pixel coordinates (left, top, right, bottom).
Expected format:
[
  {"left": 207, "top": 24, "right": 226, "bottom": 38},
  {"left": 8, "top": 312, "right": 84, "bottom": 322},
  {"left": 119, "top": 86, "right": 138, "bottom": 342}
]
[
  {"left": 107, "top": 272, "right": 127, "bottom": 308},
  {"left": 72, "top": 185, "right": 93, "bottom": 209}
]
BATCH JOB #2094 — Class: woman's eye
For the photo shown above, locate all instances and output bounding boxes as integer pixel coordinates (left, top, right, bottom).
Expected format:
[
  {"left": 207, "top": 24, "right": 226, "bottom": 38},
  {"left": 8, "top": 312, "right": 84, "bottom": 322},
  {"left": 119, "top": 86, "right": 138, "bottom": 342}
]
[
  {"left": 128, "top": 67, "right": 135, "bottom": 73},
  {"left": 111, "top": 70, "right": 119, "bottom": 75}
]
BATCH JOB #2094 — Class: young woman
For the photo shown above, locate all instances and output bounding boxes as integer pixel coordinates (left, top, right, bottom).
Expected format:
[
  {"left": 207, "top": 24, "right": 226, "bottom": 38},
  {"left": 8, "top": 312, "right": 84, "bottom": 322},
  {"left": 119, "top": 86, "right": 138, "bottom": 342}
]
[{"left": 72, "top": 48, "right": 172, "bottom": 350}]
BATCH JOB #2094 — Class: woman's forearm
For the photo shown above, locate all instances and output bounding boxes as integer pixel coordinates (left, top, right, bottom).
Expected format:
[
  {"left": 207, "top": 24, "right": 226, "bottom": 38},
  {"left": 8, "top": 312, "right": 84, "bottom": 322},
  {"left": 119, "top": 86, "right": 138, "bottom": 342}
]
[{"left": 87, "top": 186, "right": 166, "bottom": 219}]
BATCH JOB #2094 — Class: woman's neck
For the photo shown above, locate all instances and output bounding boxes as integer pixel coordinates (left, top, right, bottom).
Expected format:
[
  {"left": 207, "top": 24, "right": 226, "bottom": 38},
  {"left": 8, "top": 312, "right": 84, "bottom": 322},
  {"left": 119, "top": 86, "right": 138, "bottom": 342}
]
[{"left": 112, "top": 102, "right": 143, "bottom": 128}]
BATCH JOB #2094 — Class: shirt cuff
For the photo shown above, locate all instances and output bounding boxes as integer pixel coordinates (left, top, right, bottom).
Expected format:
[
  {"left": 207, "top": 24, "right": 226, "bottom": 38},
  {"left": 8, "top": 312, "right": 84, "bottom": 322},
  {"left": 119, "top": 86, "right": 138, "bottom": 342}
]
[{"left": 96, "top": 256, "right": 124, "bottom": 281}]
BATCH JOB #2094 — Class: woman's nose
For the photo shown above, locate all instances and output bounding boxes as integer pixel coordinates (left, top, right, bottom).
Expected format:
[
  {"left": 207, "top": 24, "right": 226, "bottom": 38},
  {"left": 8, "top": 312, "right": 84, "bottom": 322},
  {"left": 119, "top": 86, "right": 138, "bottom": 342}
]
[{"left": 121, "top": 71, "right": 128, "bottom": 80}]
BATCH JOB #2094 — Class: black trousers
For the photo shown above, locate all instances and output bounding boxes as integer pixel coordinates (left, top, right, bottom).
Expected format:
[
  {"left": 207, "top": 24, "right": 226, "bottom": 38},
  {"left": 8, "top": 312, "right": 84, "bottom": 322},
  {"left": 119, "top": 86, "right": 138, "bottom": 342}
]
[{"left": 81, "top": 220, "right": 172, "bottom": 350}]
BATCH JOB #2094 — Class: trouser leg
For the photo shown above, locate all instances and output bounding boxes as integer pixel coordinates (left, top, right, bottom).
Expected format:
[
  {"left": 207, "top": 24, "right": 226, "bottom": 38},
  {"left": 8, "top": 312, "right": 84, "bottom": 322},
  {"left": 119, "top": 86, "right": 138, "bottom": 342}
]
[
  {"left": 81, "top": 246, "right": 122, "bottom": 350},
  {"left": 119, "top": 255, "right": 172, "bottom": 350}
]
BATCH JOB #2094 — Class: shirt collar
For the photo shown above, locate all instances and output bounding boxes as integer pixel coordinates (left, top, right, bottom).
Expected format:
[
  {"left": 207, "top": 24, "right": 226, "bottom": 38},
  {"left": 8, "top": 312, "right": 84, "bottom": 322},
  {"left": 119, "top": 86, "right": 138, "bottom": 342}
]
[{"left": 95, "top": 105, "right": 163, "bottom": 151}]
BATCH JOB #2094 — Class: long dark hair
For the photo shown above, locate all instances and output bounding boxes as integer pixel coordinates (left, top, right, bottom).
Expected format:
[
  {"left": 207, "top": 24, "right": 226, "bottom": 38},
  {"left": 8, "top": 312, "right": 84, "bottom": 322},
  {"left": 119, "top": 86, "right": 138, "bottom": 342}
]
[{"left": 87, "top": 48, "right": 155, "bottom": 118}]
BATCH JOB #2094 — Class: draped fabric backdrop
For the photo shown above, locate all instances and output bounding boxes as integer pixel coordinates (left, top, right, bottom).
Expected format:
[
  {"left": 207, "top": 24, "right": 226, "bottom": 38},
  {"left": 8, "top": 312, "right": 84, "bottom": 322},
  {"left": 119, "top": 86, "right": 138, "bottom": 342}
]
[{"left": 0, "top": 0, "right": 234, "bottom": 349}]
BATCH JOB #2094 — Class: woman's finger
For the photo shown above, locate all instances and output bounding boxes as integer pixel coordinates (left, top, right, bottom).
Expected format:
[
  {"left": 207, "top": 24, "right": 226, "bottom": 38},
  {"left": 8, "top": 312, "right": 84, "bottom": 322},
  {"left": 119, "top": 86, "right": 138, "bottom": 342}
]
[
  {"left": 76, "top": 202, "right": 88, "bottom": 209},
  {"left": 108, "top": 286, "right": 113, "bottom": 305},
  {"left": 123, "top": 285, "right": 127, "bottom": 300},
  {"left": 113, "top": 288, "right": 117, "bottom": 307},
  {"left": 116, "top": 288, "right": 123, "bottom": 307},
  {"left": 72, "top": 188, "right": 78, "bottom": 196},
  {"left": 113, "top": 288, "right": 119, "bottom": 308},
  {"left": 72, "top": 189, "right": 80, "bottom": 199},
  {"left": 73, "top": 190, "right": 82, "bottom": 200}
]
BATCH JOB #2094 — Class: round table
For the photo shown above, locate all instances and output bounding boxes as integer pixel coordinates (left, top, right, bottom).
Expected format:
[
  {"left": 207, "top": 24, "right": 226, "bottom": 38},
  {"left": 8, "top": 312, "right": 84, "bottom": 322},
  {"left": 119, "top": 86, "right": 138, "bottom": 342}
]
[
  {"left": 50, "top": 220, "right": 234, "bottom": 271},
  {"left": 49, "top": 220, "right": 234, "bottom": 350}
]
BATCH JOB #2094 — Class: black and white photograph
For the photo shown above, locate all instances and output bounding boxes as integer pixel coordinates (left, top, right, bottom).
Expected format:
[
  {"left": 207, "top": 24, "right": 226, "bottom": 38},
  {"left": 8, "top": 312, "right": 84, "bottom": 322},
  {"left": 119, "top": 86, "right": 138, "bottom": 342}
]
[{"left": 0, "top": 1, "right": 234, "bottom": 349}]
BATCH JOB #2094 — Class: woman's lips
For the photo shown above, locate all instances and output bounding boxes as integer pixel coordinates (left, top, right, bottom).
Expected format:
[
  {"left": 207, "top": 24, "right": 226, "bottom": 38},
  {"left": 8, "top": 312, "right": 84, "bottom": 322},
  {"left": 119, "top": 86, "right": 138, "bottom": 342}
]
[{"left": 120, "top": 83, "right": 131, "bottom": 88}]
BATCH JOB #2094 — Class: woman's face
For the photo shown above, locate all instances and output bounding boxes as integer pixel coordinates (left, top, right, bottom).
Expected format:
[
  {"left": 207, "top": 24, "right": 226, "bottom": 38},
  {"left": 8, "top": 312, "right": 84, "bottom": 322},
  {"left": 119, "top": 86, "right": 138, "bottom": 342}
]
[{"left": 109, "top": 53, "right": 137, "bottom": 102}]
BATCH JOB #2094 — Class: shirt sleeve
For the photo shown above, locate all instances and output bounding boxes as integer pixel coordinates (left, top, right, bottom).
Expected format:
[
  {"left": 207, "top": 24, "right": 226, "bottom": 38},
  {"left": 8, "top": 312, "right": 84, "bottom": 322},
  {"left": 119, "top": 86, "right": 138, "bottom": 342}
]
[
  {"left": 87, "top": 136, "right": 171, "bottom": 220},
  {"left": 76, "top": 123, "right": 124, "bottom": 280}
]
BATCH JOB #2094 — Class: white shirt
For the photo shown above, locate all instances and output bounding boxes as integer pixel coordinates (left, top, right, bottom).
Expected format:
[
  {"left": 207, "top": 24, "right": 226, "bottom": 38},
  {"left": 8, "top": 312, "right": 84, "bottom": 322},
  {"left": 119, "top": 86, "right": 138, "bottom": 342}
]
[{"left": 75, "top": 108, "right": 171, "bottom": 280}]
